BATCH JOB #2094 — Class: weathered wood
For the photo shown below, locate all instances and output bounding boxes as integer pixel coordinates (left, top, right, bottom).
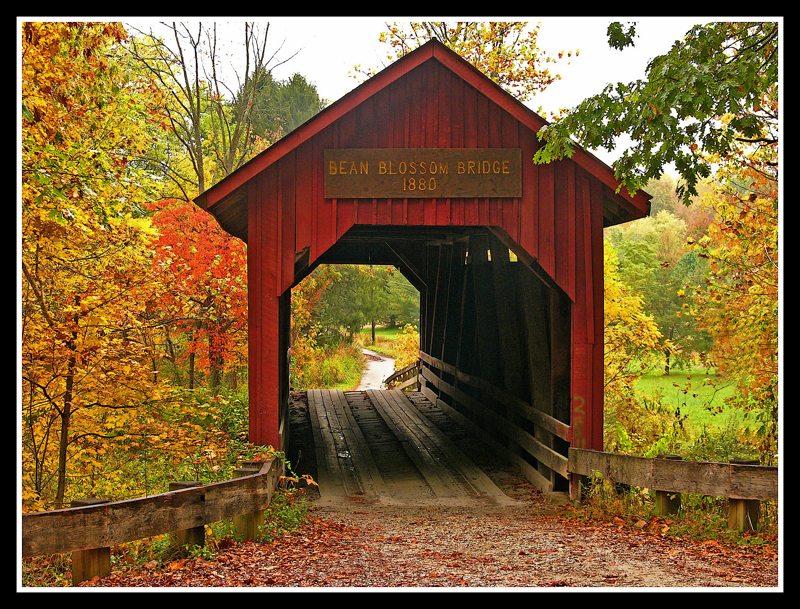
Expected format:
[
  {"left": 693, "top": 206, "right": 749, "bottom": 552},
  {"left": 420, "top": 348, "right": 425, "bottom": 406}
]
[
  {"left": 653, "top": 455, "right": 682, "bottom": 516},
  {"left": 419, "top": 351, "right": 570, "bottom": 442},
  {"left": 70, "top": 498, "right": 111, "bottom": 586},
  {"left": 727, "top": 459, "right": 762, "bottom": 531},
  {"left": 232, "top": 466, "right": 266, "bottom": 540},
  {"left": 419, "top": 363, "right": 569, "bottom": 479},
  {"left": 22, "top": 458, "right": 282, "bottom": 559},
  {"left": 168, "top": 481, "right": 205, "bottom": 551},
  {"left": 307, "top": 389, "right": 390, "bottom": 502},
  {"left": 728, "top": 497, "right": 761, "bottom": 532},
  {"left": 568, "top": 449, "right": 778, "bottom": 501}
]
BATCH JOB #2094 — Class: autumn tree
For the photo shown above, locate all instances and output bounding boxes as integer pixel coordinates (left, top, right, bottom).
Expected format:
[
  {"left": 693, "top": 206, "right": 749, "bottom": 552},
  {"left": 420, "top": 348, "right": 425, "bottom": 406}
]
[
  {"left": 534, "top": 21, "right": 778, "bottom": 205},
  {"left": 21, "top": 22, "right": 168, "bottom": 508},
  {"left": 537, "top": 21, "right": 779, "bottom": 459},
  {"left": 602, "top": 241, "right": 673, "bottom": 453},
  {"left": 145, "top": 198, "right": 248, "bottom": 390},
  {"left": 125, "top": 21, "right": 294, "bottom": 199},
  {"left": 690, "top": 157, "right": 778, "bottom": 462},
  {"left": 606, "top": 209, "right": 712, "bottom": 372},
  {"left": 362, "top": 21, "right": 576, "bottom": 102}
]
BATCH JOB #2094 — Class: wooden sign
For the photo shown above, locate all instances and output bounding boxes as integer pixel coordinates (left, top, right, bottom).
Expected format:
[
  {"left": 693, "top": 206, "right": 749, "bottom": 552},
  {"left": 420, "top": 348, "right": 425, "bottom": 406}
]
[{"left": 324, "top": 148, "right": 522, "bottom": 199}]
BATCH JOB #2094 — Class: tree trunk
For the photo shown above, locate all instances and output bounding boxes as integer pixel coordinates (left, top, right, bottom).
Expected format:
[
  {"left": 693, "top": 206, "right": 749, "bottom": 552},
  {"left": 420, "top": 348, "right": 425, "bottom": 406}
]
[{"left": 56, "top": 350, "right": 76, "bottom": 507}]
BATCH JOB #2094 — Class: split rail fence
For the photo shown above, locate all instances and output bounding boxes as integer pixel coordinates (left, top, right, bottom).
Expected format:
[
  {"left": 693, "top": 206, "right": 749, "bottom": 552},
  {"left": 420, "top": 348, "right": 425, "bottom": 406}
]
[{"left": 22, "top": 458, "right": 282, "bottom": 586}]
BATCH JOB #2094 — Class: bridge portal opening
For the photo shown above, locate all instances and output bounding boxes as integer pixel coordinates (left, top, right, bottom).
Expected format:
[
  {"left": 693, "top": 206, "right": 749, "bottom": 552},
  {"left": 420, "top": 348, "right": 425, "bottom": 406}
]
[
  {"left": 288, "top": 261, "right": 420, "bottom": 392},
  {"left": 285, "top": 224, "right": 573, "bottom": 495}
]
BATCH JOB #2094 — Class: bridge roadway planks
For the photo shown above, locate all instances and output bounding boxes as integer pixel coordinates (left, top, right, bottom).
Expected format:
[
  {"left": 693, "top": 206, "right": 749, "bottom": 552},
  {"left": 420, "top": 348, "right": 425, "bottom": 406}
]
[{"left": 307, "top": 388, "right": 516, "bottom": 506}]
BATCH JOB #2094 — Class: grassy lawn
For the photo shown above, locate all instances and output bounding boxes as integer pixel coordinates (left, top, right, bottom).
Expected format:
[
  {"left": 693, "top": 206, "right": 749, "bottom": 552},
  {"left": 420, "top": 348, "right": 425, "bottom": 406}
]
[
  {"left": 357, "top": 325, "right": 405, "bottom": 358},
  {"left": 633, "top": 367, "right": 755, "bottom": 432}
]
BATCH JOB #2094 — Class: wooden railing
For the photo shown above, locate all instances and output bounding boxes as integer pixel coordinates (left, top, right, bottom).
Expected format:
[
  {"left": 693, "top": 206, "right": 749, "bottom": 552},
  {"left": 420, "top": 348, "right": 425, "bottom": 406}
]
[
  {"left": 384, "top": 359, "right": 420, "bottom": 391},
  {"left": 415, "top": 353, "right": 779, "bottom": 531},
  {"left": 417, "top": 352, "right": 571, "bottom": 492},
  {"left": 22, "top": 458, "right": 283, "bottom": 585},
  {"left": 569, "top": 448, "right": 778, "bottom": 530}
]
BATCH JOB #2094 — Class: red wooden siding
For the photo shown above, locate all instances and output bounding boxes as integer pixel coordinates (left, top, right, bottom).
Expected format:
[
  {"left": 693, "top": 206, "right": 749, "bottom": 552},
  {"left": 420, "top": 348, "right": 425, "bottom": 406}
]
[{"left": 195, "top": 40, "right": 650, "bottom": 452}]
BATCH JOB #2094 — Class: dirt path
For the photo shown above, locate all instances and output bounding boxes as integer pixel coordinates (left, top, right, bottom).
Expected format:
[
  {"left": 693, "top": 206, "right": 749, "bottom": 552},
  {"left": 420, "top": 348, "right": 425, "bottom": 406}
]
[
  {"left": 84, "top": 483, "right": 780, "bottom": 589},
  {"left": 356, "top": 349, "right": 395, "bottom": 390}
]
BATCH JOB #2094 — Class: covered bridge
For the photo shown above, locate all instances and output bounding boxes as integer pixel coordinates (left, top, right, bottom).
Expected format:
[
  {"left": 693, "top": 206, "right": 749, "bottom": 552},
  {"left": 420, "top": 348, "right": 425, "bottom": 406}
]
[{"left": 193, "top": 39, "right": 650, "bottom": 492}]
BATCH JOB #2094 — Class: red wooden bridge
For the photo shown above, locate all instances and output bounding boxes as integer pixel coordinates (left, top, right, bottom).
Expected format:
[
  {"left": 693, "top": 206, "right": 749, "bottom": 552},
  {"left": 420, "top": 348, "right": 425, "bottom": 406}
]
[{"left": 194, "top": 39, "right": 651, "bottom": 495}]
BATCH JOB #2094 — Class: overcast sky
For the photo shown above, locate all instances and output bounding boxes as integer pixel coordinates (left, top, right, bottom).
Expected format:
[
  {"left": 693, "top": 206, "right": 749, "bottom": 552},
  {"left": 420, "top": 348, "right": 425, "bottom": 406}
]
[
  {"left": 121, "top": 16, "right": 722, "bottom": 107},
  {"left": 259, "top": 16, "right": 716, "bottom": 110}
]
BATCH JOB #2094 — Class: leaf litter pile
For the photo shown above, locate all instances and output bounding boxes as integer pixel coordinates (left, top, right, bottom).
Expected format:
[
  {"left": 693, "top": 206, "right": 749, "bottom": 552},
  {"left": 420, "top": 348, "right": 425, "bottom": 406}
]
[{"left": 82, "top": 490, "right": 779, "bottom": 589}]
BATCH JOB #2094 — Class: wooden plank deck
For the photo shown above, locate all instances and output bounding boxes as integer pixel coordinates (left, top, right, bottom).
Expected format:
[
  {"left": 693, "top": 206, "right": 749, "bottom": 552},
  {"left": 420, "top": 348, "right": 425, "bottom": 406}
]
[{"left": 307, "top": 389, "right": 516, "bottom": 506}]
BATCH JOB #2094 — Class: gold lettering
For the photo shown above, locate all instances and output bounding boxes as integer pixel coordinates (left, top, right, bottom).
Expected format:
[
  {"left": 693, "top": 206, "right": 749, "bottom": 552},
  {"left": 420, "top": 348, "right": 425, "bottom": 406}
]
[
  {"left": 379, "top": 161, "right": 387, "bottom": 174},
  {"left": 329, "top": 160, "right": 337, "bottom": 174},
  {"left": 503, "top": 160, "right": 509, "bottom": 174}
]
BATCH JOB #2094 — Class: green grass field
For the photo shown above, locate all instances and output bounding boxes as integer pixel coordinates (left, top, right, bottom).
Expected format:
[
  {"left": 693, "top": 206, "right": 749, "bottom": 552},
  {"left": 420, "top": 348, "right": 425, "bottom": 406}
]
[{"left": 633, "top": 367, "right": 754, "bottom": 432}]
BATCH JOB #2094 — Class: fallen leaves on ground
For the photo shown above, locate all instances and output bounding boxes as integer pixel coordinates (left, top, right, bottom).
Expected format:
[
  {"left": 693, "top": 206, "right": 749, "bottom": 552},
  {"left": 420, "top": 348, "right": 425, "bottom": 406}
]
[{"left": 80, "top": 506, "right": 779, "bottom": 589}]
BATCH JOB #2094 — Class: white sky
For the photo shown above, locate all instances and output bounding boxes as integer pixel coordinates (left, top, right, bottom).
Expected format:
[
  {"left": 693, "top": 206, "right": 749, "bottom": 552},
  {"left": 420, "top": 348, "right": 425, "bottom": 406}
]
[
  {"left": 120, "top": 16, "right": 720, "bottom": 107},
  {"left": 259, "top": 16, "right": 715, "bottom": 109}
]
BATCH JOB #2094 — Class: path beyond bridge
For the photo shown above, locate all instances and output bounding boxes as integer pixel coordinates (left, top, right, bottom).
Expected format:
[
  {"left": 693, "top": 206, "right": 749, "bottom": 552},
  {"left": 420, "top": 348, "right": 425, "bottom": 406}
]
[{"left": 356, "top": 349, "right": 396, "bottom": 391}]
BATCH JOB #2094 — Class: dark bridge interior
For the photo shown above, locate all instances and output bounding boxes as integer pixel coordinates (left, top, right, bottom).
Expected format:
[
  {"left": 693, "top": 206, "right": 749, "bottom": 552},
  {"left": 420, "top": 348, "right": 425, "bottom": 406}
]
[{"left": 302, "top": 225, "right": 573, "bottom": 493}]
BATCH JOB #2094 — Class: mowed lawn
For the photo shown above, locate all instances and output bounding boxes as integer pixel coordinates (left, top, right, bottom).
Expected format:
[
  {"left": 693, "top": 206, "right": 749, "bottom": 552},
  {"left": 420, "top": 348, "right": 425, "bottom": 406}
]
[{"left": 633, "top": 368, "right": 756, "bottom": 432}]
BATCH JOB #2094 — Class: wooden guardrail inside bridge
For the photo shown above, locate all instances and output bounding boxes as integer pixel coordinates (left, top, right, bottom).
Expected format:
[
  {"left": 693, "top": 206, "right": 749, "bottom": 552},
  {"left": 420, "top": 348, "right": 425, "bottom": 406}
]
[{"left": 388, "top": 357, "right": 779, "bottom": 532}]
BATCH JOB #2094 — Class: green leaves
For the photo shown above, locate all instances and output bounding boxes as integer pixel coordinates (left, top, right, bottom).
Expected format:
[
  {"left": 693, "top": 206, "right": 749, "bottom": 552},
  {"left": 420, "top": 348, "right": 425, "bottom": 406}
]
[{"left": 534, "top": 21, "right": 779, "bottom": 206}]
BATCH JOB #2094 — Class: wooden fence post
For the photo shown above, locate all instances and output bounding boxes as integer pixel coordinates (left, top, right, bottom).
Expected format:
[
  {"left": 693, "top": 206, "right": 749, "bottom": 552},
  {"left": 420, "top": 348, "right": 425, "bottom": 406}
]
[
  {"left": 727, "top": 459, "right": 761, "bottom": 532},
  {"left": 232, "top": 461, "right": 266, "bottom": 540},
  {"left": 654, "top": 455, "right": 683, "bottom": 516},
  {"left": 70, "top": 498, "right": 110, "bottom": 586},
  {"left": 569, "top": 473, "right": 586, "bottom": 502},
  {"left": 168, "top": 481, "right": 205, "bottom": 552}
]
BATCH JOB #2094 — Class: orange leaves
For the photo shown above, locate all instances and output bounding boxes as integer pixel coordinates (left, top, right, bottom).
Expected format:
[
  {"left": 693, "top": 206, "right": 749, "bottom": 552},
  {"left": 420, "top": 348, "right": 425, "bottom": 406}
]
[{"left": 146, "top": 198, "right": 249, "bottom": 379}]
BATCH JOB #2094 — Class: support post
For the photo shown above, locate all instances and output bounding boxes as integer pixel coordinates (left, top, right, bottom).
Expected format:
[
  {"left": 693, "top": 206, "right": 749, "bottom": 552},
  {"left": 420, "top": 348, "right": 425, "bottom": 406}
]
[
  {"left": 654, "top": 455, "right": 682, "bottom": 516},
  {"left": 727, "top": 459, "right": 761, "bottom": 532},
  {"left": 168, "top": 481, "right": 205, "bottom": 553},
  {"left": 70, "top": 498, "right": 111, "bottom": 586},
  {"left": 232, "top": 463, "right": 266, "bottom": 540},
  {"left": 569, "top": 473, "right": 587, "bottom": 503}
]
